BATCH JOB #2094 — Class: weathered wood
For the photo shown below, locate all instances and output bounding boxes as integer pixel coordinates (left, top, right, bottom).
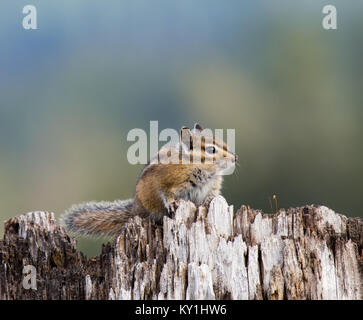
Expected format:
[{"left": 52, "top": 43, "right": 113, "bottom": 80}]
[{"left": 0, "top": 196, "right": 362, "bottom": 300}]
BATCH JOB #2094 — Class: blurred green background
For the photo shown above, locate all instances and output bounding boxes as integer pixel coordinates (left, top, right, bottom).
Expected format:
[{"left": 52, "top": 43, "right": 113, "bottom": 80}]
[{"left": 1, "top": 1, "right": 362, "bottom": 256}]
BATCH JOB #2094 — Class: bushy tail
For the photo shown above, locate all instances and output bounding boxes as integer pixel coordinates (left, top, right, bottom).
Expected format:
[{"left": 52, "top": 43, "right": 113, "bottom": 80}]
[{"left": 60, "top": 199, "right": 134, "bottom": 237}]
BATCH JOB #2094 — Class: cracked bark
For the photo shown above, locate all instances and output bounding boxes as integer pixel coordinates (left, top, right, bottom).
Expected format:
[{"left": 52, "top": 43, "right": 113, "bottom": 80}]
[{"left": 0, "top": 196, "right": 362, "bottom": 300}]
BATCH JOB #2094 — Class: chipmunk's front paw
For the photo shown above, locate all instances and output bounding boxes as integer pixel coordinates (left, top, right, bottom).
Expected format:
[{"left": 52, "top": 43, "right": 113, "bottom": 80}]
[
  {"left": 167, "top": 201, "right": 179, "bottom": 218},
  {"left": 201, "top": 197, "right": 213, "bottom": 209}
]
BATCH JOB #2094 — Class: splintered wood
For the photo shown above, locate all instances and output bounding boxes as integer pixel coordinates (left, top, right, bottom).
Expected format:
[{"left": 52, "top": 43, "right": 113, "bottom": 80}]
[{"left": 0, "top": 196, "right": 362, "bottom": 300}]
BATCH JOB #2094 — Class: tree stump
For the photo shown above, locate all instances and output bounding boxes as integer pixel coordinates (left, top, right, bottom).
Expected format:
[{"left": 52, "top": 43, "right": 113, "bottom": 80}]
[{"left": 0, "top": 196, "right": 362, "bottom": 300}]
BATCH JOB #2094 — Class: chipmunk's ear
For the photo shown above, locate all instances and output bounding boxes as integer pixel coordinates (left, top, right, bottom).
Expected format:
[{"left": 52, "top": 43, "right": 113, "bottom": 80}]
[
  {"left": 194, "top": 123, "right": 203, "bottom": 131},
  {"left": 180, "top": 126, "right": 193, "bottom": 151}
]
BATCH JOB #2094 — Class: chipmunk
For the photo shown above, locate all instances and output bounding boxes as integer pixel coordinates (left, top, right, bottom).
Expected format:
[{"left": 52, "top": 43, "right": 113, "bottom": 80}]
[{"left": 60, "top": 123, "right": 237, "bottom": 237}]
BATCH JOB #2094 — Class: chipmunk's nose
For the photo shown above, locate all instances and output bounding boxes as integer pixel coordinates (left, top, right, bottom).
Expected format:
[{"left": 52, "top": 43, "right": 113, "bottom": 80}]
[{"left": 235, "top": 154, "right": 238, "bottom": 162}]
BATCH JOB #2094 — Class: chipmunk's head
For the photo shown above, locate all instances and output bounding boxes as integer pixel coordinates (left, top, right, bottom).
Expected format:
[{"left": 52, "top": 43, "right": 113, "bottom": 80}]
[{"left": 180, "top": 123, "right": 237, "bottom": 174}]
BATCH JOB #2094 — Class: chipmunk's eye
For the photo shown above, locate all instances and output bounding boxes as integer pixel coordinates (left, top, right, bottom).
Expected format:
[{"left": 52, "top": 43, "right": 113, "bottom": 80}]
[{"left": 206, "top": 146, "right": 217, "bottom": 154}]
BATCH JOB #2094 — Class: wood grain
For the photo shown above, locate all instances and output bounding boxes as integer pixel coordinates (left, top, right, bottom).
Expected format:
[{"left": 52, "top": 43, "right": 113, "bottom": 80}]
[{"left": 1, "top": 197, "right": 362, "bottom": 300}]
